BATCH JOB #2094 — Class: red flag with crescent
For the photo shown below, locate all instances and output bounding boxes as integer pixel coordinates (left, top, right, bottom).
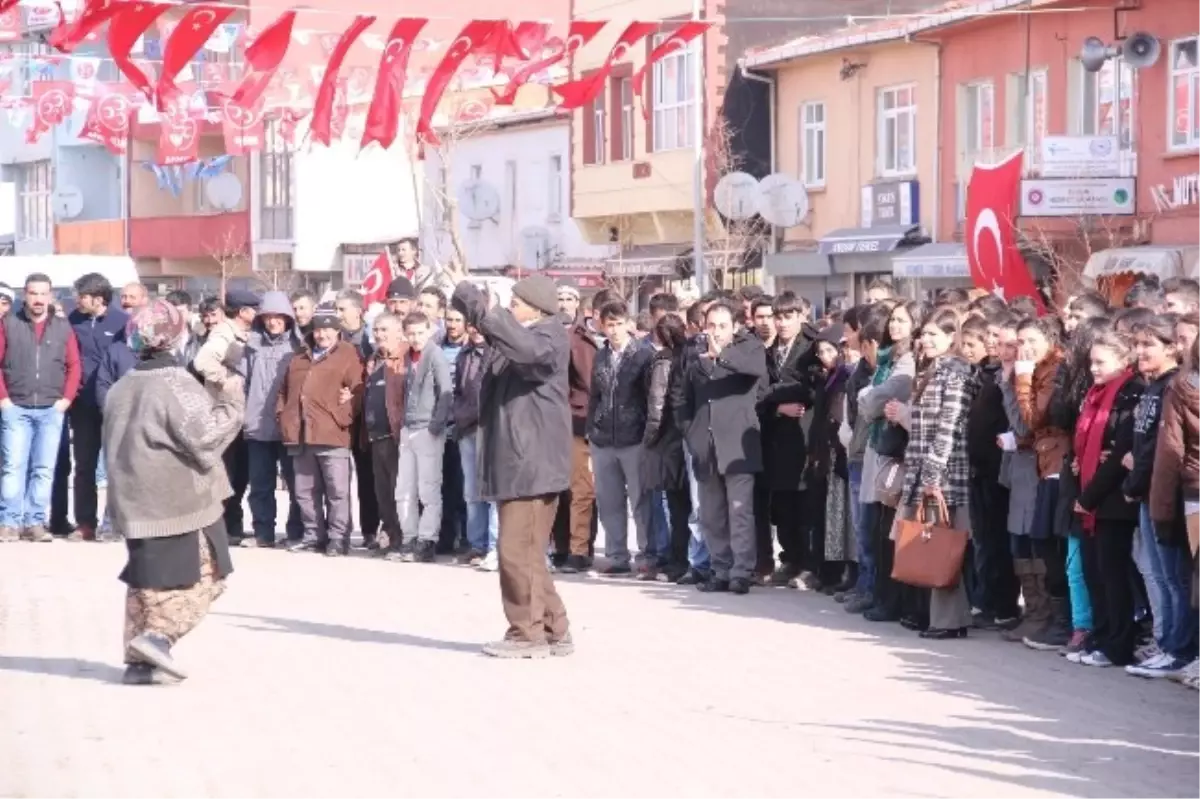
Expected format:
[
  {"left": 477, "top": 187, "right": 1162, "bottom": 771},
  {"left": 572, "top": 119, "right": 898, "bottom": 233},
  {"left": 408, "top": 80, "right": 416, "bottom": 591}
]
[
  {"left": 0, "top": 8, "right": 21, "bottom": 42},
  {"left": 966, "top": 149, "right": 1044, "bottom": 312},
  {"left": 156, "top": 84, "right": 200, "bottom": 164},
  {"left": 156, "top": 5, "right": 235, "bottom": 109},
  {"left": 416, "top": 19, "right": 506, "bottom": 145},
  {"left": 491, "top": 20, "right": 606, "bottom": 106},
  {"left": 310, "top": 14, "right": 376, "bottom": 146},
  {"left": 230, "top": 10, "right": 297, "bottom": 109},
  {"left": 633, "top": 21, "right": 707, "bottom": 119},
  {"left": 78, "top": 81, "right": 137, "bottom": 154},
  {"left": 48, "top": 0, "right": 119, "bottom": 53},
  {"left": 554, "top": 21, "right": 658, "bottom": 110},
  {"left": 360, "top": 252, "right": 391, "bottom": 306},
  {"left": 108, "top": 2, "right": 169, "bottom": 100},
  {"left": 219, "top": 81, "right": 266, "bottom": 155},
  {"left": 25, "top": 80, "right": 74, "bottom": 143},
  {"left": 360, "top": 17, "right": 427, "bottom": 150}
]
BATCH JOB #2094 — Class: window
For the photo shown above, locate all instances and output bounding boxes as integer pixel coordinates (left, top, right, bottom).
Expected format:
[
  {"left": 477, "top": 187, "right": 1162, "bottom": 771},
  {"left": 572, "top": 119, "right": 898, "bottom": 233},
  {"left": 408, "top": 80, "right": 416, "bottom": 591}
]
[
  {"left": 0, "top": 40, "right": 50, "bottom": 95},
  {"left": 583, "top": 94, "right": 606, "bottom": 165},
  {"left": 877, "top": 85, "right": 916, "bottom": 176},
  {"left": 1081, "top": 58, "right": 1135, "bottom": 151},
  {"left": 259, "top": 118, "right": 293, "bottom": 240},
  {"left": 652, "top": 35, "right": 698, "bottom": 152},
  {"left": 612, "top": 75, "right": 633, "bottom": 161},
  {"left": 17, "top": 160, "right": 53, "bottom": 242},
  {"left": 964, "top": 82, "right": 995, "bottom": 157},
  {"left": 548, "top": 154, "right": 563, "bottom": 220},
  {"left": 800, "top": 102, "right": 826, "bottom": 188},
  {"left": 1013, "top": 69, "right": 1048, "bottom": 164},
  {"left": 1169, "top": 36, "right": 1199, "bottom": 150}
]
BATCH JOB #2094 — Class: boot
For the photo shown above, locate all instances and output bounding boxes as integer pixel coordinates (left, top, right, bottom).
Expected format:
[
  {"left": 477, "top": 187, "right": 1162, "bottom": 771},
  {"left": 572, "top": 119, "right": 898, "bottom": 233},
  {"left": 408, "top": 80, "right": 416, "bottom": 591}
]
[
  {"left": 1024, "top": 595, "right": 1072, "bottom": 651},
  {"left": 1002, "top": 559, "right": 1049, "bottom": 642}
]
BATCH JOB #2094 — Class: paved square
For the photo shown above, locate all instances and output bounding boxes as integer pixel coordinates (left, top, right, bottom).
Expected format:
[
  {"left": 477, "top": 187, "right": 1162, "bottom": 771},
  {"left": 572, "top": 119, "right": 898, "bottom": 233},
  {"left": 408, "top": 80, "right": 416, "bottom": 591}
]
[{"left": 0, "top": 543, "right": 1196, "bottom": 798}]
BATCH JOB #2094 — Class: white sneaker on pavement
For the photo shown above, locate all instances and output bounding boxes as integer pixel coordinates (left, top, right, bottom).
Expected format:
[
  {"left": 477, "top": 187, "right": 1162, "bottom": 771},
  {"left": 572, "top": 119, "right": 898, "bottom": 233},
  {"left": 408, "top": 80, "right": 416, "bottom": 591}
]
[{"left": 478, "top": 551, "right": 499, "bottom": 572}]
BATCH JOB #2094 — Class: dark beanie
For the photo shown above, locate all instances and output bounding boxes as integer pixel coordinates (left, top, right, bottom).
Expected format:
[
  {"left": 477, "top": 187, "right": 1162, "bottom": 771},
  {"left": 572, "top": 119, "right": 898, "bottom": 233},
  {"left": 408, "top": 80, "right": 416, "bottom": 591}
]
[
  {"left": 512, "top": 275, "right": 558, "bottom": 316},
  {"left": 386, "top": 276, "right": 416, "bottom": 300}
]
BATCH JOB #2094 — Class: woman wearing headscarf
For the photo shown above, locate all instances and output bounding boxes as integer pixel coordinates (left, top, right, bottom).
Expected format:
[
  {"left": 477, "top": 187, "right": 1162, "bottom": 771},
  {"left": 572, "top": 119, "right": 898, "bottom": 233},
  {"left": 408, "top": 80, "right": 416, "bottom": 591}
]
[{"left": 103, "top": 300, "right": 246, "bottom": 685}]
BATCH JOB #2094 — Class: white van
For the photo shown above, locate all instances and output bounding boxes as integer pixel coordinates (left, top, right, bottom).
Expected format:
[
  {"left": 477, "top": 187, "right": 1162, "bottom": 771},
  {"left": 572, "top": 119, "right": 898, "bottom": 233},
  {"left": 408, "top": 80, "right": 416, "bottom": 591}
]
[{"left": 0, "top": 255, "right": 140, "bottom": 305}]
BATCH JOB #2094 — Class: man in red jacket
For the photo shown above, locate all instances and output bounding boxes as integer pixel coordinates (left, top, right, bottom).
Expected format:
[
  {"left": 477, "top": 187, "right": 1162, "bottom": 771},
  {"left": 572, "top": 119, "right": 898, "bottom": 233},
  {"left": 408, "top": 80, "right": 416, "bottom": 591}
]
[{"left": 0, "top": 274, "right": 82, "bottom": 542}]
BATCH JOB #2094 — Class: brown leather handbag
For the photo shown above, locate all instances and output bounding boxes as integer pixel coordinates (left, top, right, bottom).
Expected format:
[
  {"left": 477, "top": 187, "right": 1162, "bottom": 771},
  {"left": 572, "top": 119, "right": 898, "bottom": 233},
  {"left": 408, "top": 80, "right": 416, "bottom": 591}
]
[{"left": 891, "top": 496, "right": 968, "bottom": 589}]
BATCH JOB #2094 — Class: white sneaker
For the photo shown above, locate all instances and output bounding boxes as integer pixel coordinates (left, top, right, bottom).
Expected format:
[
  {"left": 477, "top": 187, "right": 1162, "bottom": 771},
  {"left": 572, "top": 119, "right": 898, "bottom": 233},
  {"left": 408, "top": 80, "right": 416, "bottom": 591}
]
[
  {"left": 1126, "top": 654, "right": 1185, "bottom": 679},
  {"left": 1172, "top": 658, "right": 1200, "bottom": 689},
  {"left": 1133, "top": 640, "right": 1163, "bottom": 663},
  {"left": 1081, "top": 651, "right": 1113, "bottom": 667},
  {"left": 1066, "top": 650, "right": 1086, "bottom": 664},
  {"left": 477, "top": 551, "right": 499, "bottom": 572}
]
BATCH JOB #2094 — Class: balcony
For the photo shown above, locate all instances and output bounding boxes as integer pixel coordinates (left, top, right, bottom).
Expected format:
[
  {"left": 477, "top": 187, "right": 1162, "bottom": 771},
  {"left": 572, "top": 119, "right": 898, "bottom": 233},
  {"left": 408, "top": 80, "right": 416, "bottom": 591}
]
[
  {"left": 55, "top": 220, "right": 126, "bottom": 255},
  {"left": 129, "top": 212, "right": 249, "bottom": 260}
]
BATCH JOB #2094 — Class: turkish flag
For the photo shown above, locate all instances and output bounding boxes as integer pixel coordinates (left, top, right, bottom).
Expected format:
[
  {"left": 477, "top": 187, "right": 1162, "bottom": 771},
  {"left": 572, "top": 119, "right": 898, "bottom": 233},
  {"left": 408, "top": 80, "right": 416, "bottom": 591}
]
[
  {"left": 310, "top": 14, "right": 375, "bottom": 146},
  {"left": 554, "top": 21, "right": 658, "bottom": 110},
  {"left": 108, "top": 2, "right": 169, "bottom": 100},
  {"left": 48, "top": 0, "right": 119, "bottom": 53},
  {"left": 0, "top": 8, "right": 20, "bottom": 42},
  {"left": 360, "top": 17, "right": 427, "bottom": 150},
  {"left": 78, "top": 81, "right": 136, "bottom": 154},
  {"left": 360, "top": 252, "right": 391, "bottom": 306},
  {"left": 156, "top": 86, "right": 200, "bottom": 164},
  {"left": 156, "top": 5, "right": 235, "bottom": 109},
  {"left": 416, "top": 20, "right": 505, "bottom": 145},
  {"left": 219, "top": 83, "right": 265, "bottom": 155},
  {"left": 25, "top": 80, "right": 74, "bottom": 143},
  {"left": 492, "top": 20, "right": 606, "bottom": 106},
  {"left": 634, "top": 22, "right": 707, "bottom": 119},
  {"left": 230, "top": 10, "right": 297, "bottom": 109},
  {"left": 966, "top": 150, "right": 1044, "bottom": 312},
  {"left": 0, "top": 0, "right": 18, "bottom": 15}
]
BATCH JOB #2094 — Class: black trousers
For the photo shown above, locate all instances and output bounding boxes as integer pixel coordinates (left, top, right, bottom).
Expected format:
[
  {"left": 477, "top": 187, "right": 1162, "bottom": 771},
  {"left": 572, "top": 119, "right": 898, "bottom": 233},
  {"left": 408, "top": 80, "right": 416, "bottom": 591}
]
[
  {"left": 69, "top": 403, "right": 103, "bottom": 529},
  {"left": 770, "top": 489, "right": 807, "bottom": 570},
  {"left": 969, "top": 476, "right": 1020, "bottom": 619},
  {"left": 1081, "top": 519, "right": 1139, "bottom": 665},
  {"left": 222, "top": 433, "right": 249, "bottom": 538},
  {"left": 753, "top": 473, "right": 774, "bottom": 574},
  {"left": 871, "top": 503, "right": 927, "bottom": 624},
  {"left": 351, "top": 438, "right": 379, "bottom": 543},
  {"left": 665, "top": 487, "right": 692, "bottom": 572},
  {"left": 50, "top": 415, "right": 72, "bottom": 530},
  {"left": 804, "top": 479, "right": 829, "bottom": 576},
  {"left": 438, "top": 437, "right": 465, "bottom": 552}
]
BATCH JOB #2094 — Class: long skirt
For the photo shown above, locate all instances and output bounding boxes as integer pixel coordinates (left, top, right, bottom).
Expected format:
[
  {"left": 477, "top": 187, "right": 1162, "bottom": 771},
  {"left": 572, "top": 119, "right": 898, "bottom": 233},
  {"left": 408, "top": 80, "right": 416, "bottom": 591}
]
[
  {"left": 824, "top": 470, "right": 855, "bottom": 563},
  {"left": 123, "top": 534, "right": 226, "bottom": 663}
]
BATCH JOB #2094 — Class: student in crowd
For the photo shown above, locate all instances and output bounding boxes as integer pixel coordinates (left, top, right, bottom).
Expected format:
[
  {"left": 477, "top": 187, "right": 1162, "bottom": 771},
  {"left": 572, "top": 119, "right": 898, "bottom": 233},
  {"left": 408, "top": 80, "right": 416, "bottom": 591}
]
[{"left": 363, "top": 312, "right": 408, "bottom": 561}]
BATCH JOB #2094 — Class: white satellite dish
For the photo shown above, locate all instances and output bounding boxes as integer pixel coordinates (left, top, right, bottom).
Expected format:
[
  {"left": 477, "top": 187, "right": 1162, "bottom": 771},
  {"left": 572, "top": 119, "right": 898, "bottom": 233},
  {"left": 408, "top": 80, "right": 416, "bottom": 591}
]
[
  {"left": 519, "top": 225, "right": 553, "bottom": 269},
  {"left": 53, "top": 186, "right": 84, "bottom": 220},
  {"left": 457, "top": 179, "right": 501, "bottom": 222},
  {"left": 714, "top": 171, "right": 760, "bottom": 220},
  {"left": 757, "top": 173, "right": 810, "bottom": 228},
  {"left": 205, "top": 173, "right": 243, "bottom": 211}
]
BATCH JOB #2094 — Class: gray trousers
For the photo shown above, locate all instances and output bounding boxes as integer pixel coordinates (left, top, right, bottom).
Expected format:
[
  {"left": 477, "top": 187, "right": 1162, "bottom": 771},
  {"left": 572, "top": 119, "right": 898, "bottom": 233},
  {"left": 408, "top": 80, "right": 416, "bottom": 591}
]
[
  {"left": 592, "top": 444, "right": 653, "bottom": 567},
  {"left": 396, "top": 426, "right": 445, "bottom": 544},
  {"left": 697, "top": 471, "right": 757, "bottom": 581},
  {"left": 897, "top": 503, "right": 973, "bottom": 629},
  {"left": 293, "top": 448, "right": 352, "bottom": 547}
]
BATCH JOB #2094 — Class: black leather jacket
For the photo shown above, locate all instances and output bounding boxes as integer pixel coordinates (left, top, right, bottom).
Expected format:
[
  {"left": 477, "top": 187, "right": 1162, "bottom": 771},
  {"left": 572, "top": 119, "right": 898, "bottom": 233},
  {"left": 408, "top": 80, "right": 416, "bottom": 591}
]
[{"left": 586, "top": 337, "right": 653, "bottom": 448}]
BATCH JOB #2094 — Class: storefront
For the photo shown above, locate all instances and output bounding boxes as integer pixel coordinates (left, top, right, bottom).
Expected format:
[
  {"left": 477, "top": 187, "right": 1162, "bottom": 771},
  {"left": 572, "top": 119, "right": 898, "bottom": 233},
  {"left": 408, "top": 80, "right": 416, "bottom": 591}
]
[
  {"left": 762, "top": 250, "right": 834, "bottom": 315},
  {"left": 890, "top": 242, "right": 971, "bottom": 301},
  {"left": 606, "top": 244, "right": 683, "bottom": 311},
  {"left": 1084, "top": 245, "right": 1200, "bottom": 304}
]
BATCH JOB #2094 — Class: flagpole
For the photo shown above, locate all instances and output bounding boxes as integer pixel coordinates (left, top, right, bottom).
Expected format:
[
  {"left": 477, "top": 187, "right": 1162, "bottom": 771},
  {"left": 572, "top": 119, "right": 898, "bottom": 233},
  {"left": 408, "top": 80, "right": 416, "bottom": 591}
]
[{"left": 690, "top": 0, "right": 706, "bottom": 293}]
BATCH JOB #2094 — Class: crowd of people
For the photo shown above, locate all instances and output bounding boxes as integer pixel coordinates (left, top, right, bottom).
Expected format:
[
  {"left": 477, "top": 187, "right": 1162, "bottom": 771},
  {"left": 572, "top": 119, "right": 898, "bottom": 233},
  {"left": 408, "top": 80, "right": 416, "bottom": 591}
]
[{"left": 0, "top": 266, "right": 1196, "bottom": 688}]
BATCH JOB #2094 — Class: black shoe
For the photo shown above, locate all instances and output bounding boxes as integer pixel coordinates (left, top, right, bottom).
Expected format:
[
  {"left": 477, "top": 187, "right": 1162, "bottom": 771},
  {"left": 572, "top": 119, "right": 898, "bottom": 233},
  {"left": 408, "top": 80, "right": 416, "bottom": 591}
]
[
  {"left": 676, "top": 568, "right": 708, "bottom": 585},
  {"left": 324, "top": 545, "right": 344, "bottom": 558},
  {"left": 413, "top": 540, "right": 437, "bottom": 563},
  {"left": 697, "top": 578, "right": 730, "bottom": 593},
  {"left": 597, "top": 563, "right": 632, "bottom": 577},
  {"left": 920, "top": 627, "right": 968, "bottom": 640},
  {"left": 122, "top": 663, "right": 166, "bottom": 686},
  {"left": 768, "top": 564, "right": 799, "bottom": 586},
  {"left": 364, "top": 537, "right": 381, "bottom": 551},
  {"left": 658, "top": 564, "right": 688, "bottom": 583},
  {"left": 127, "top": 632, "right": 186, "bottom": 680},
  {"left": 558, "top": 554, "right": 592, "bottom": 574},
  {"left": 288, "top": 539, "right": 319, "bottom": 553},
  {"left": 899, "top": 615, "right": 927, "bottom": 632},
  {"left": 862, "top": 607, "right": 900, "bottom": 623},
  {"left": 729, "top": 577, "right": 751, "bottom": 595}
]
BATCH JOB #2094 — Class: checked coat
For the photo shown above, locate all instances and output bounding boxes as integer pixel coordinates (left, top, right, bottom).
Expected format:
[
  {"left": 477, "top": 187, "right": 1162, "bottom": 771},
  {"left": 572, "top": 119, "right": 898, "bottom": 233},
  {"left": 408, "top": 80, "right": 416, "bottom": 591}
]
[{"left": 901, "top": 355, "right": 976, "bottom": 509}]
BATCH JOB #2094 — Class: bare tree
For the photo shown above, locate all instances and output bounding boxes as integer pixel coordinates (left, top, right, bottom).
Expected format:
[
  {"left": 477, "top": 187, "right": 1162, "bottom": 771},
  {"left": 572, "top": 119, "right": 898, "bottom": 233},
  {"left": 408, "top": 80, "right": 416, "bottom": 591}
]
[
  {"left": 204, "top": 225, "right": 250, "bottom": 299},
  {"left": 1017, "top": 212, "right": 1154, "bottom": 302},
  {"left": 702, "top": 117, "right": 771, "bottom": 290}
]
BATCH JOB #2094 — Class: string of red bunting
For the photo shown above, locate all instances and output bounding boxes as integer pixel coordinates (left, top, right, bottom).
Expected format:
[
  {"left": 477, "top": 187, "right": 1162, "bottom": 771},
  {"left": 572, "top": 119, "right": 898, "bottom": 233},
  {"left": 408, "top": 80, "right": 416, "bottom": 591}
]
[{"left": 0, "top": 0, "right": 710, "bottom": 165}]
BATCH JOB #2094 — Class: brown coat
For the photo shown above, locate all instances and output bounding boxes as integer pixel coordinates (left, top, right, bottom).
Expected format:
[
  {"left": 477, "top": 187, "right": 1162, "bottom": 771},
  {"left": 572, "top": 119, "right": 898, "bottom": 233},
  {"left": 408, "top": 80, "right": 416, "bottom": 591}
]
[
  {"left": 276, "top": 340, "right": 364, "bottom": 448},
  {"left": 1014, "top": 349, "right": 1070, "bottom": 478},
  {"left": 567, "top": 318, "right": 598, "bottom": 438},
  {"left": 1150, "top": 370, "right": 1200, "bottom": 526},
  {"left": 358, "top": 344, "right": 409, "bottom": 446}
]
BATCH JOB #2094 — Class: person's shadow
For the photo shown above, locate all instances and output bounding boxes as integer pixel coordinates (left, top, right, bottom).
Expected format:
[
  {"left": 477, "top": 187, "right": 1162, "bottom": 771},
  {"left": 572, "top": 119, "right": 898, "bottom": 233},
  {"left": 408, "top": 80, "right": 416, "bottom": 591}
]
[{"left": 0, "top": 655, "right": 125, "bottom": 683}]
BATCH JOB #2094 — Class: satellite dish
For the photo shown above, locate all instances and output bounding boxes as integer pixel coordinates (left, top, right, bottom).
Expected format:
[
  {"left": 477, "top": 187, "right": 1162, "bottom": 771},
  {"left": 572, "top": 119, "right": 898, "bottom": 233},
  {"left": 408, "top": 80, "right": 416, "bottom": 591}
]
[
  {"left": 1122, "top": 32, "right": 1161, "bottom": 69},
  {"left": 519, "top": 226, "right": 553, "bottom": 268},
  {"left": 53, "top": 186, "right": 83, "bottom": 220},
  {"left": 757, "top": 173, "right": 810, "bottom": 228},
  {"left": 457, "top": 179, "right": 501, "bottom": 222},
  {"left": 714, "top": 171, "right": 760, "bottom": 220},
  {"left": 1081, "top": 36, "right": 1118, "bottom": 72},
  {"left": 205, "top": 173, "right": 243, "bottom": 210}
]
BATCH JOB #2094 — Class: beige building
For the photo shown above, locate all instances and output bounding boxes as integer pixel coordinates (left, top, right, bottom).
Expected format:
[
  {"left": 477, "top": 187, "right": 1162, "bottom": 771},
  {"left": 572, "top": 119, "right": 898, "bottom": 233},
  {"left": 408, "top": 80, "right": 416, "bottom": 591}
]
[{"left": 746, "top": 28, "right": 960, "bottom": 309}]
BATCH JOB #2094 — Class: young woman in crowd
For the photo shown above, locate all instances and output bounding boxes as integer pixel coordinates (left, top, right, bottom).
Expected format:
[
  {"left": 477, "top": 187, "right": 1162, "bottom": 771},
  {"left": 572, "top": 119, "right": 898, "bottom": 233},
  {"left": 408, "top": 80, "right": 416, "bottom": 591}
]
[
  {"left": 888, "top": 308, "right": 975, "bottom": 639},
  {"left": 1072, "top": 330, "right": 1144, "bottom": 667},
  {"left": 643, "top": 313, "right": 691, "bottom": 583}
]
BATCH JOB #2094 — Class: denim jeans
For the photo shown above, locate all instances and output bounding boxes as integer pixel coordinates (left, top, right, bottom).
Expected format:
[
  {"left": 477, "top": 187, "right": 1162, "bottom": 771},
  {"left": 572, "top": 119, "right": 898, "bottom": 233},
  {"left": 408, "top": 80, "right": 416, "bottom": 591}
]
[
  {"left": 459, "top": 431, "right": 498, "bottom": 553},
  {"left": 1135, "top": 505, "right": 1168, "bottom": 644},
  {"left": 684, "top": 447, "right": 710, "bottom": 570},
  {"left": 0, "top": 405, "right": 66, "bottom": 529},
  {"left": 246, "top": 439, "right": 303, "bottom": 542},
  {"left": 1141, "top": 504, "right": 1196, "bottom": 657},
  {"left": 848, "top": 462, "right": 874, "bottom": 593},
  {"left": 651, "top": 490, "right": 671, "bottom": 564},
  {"left": 96, "top": 447, "right": 107, "bottom": 484}
]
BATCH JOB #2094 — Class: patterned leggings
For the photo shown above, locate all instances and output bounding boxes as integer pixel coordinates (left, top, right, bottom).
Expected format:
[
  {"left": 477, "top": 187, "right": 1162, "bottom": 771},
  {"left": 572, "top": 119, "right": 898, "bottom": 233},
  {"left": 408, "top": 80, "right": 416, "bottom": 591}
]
[{"left": 122, "top": 535, "right": 226, "bottom": 664}]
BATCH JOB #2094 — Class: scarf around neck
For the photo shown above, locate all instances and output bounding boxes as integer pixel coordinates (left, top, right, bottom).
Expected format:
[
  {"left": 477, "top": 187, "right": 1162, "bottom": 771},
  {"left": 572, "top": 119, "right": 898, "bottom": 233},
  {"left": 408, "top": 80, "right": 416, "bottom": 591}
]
[
  {"left": 868, "top": 346, "right": 896, "bottom": 448},
  {"left": 1073, "top": 368, "right": 1133, "bottom": 533}
]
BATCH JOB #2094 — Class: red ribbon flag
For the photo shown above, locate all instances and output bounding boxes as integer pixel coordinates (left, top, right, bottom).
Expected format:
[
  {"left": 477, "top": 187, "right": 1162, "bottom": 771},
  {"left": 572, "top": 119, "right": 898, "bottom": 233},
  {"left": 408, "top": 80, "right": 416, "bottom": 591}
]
[
  {"left": 492, "top": 20, "right": 606, "bottom": 106},
  {"left": 78, "top": 81, "right": 137, "bottom": 154},
  {"left": 965, "top": 150, "right": 1045, "bottom": 312},
  {"left": 25, "top": 80, "right": 74, "bottom": 143},
  {"left": 48, "top": 0, "right": 121, "bottom": 53},
  {"left": 416, "top": 19, "right": 507, "bottom": 145},
  {"left": 156, "top": 85, "right": 200, "bottom": 164},
  {"left": 361, "top": 17, "right": 428, "bottom": 150},
  {"left": 156, "top": 5, "right": 236, "bottom": 109},
  {"left": 108, "top": 2, "right": 169, "bottom": 100},
  {"left": 310, "top": 14, "right": 376, "bottom": 146},
  {"left": 231, "top": 10, "right": 298, "bottom": 109},
  {"left": 634, "top": 21, "right": 707, "bottom": 119},
  {"left": 360, "top": 252, "right": 392, "bottom": 306},
  {"left": 553, "top": 21, "right": 658, "bottom": 110},
  {"left": 219, "top": 81, "right": 266, "bottom": 155}
]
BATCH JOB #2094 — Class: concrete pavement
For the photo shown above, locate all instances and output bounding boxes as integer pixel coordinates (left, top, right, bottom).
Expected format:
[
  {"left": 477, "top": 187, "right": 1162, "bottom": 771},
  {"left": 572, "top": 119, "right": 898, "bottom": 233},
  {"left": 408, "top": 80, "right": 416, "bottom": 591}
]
[{"left": 0, "top": 541, "right": 1196, "bottom": 798}]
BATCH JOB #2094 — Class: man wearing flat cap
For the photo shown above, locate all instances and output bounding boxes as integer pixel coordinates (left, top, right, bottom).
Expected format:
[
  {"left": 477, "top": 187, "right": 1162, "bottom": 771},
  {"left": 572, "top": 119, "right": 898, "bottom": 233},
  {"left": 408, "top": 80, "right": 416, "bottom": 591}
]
[{"left": 452, "top": 274, "right": 574, "bottom": 658}]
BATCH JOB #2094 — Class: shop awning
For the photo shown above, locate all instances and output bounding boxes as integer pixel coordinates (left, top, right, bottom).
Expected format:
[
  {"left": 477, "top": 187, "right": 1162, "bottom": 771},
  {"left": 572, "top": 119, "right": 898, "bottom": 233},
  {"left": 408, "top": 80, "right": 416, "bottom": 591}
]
[
  {"left": 892, "top": 242, "right": 969, "bottom": 278},
  {"left": 764, "top": 251, "right": 831, "bottom": 277},
  {"left": 1083, "top": 246, "right": 1200, "bottom": 280},
  {"left": 606, "top": 244, "right": 683, "bottom": 277},
  {"left": 817, "top": 224, "right": 922, "bottom": 256}
]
